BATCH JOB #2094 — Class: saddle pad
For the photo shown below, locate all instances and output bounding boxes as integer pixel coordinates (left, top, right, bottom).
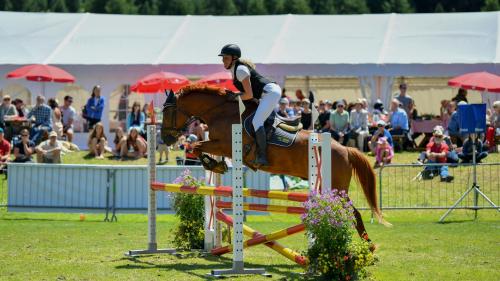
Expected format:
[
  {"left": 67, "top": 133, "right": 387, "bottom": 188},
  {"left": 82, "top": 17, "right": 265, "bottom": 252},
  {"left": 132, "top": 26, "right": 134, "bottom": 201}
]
[{"left": 243, "top": 113, "right": 298, "bottom": 148}]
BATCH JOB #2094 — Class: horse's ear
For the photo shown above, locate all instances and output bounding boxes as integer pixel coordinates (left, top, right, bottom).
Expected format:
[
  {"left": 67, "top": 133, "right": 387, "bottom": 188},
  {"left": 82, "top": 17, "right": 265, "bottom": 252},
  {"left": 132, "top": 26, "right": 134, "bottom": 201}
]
[{"left": 164, "top": 90, "right": 176, "bottom": 106}]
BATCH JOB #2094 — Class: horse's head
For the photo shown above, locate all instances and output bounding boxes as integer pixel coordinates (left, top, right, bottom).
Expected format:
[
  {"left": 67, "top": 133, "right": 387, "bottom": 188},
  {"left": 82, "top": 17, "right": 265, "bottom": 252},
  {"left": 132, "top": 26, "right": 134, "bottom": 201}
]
[{"left": 161, "top": 90, "right": 191, "bottom": 145}]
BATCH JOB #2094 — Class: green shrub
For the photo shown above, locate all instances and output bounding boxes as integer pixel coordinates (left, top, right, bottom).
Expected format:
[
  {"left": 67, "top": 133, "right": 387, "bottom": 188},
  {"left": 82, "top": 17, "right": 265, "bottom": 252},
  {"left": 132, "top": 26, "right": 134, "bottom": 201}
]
[
  {"left": 302, "top": 190, "right": 376, "bottom": 280},
  {"left": 171, "top": 169, "right": 205, "bottom": 250}
]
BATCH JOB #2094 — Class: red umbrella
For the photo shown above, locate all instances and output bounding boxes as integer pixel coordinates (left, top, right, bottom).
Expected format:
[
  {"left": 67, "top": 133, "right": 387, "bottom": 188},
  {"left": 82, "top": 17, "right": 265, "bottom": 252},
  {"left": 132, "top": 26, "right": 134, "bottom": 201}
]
[
  {"left": 196, "top": 71, "right": 238, "bottom": 92},
  {"left": 131, "top": 71, "right": 190, "bottom": 93},
  {"left": 448, "top": 71, "right": 500, "bottom": 93},
  {"left": 6, "top": 64, "right": 76, "bottom": 96},
  {"left": 6, "top": 64, "right": 75, "bottom": 83}
]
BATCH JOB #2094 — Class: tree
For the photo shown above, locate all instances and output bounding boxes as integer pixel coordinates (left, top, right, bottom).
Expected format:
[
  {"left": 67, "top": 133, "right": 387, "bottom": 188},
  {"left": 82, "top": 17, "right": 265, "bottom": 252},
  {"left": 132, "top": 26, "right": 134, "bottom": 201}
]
[
  {"left": 284, "top": 0, "right": 312, "bottom": 14},
  {"left": 0, "top": 0, "right": 13, "bottom": 10},
  {"left": 104, "top": 0, "right": 138, "bottom": 14},
  {"left": 266, "top": 0, "right": 285, "bottom": 14},
  {"left": 66, "top": 0, "right": 81, "bottom": 12},
  {"left": 138, "top": 0, "right": 159, "bottom": 14},
  {"left": 334, "top": 0, "right": 369, "bottom": 14},
  {"left": 161, "top": 0, "right": 195, "bottom": 15},
  {"left": 434, "top": 2, "right": 444, "bottom": 13},
  {"left": 206, "top": 0, "right": 239, "bottom": 15},
  {"left": 310, "top": 0, "right": 337, "bottom": 14},
  {"left": 86, "top": 0, "right": 108, "bottom": 13},
  {"left": 22, "top": 0, "right": 49, "bottom": 12},
  {"left": 482, "top": 0, "right": 500, "bottom": 11},
  {"left": 246, "top": 0, "right": 267, "bottom": 15},
  {"left": 50, "top": 0, "right": 68, "bottom": 12}
]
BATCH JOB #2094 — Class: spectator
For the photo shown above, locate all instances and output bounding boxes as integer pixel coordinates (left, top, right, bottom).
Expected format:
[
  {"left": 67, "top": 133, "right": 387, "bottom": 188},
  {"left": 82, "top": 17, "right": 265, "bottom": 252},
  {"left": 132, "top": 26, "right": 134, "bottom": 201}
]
[
  {"left": 491, "top": 101, "right": 500, "bottom": 136},
  {"left": 388, "top": 99, "right": 409, "bottom": 135},
  {"left": 0, "top": 128, "right": 10, "bottom": 169},
  {"left": 113, "top": 127, "right": 127, "bottom": 157},
  {"left": 459, "top": 136, "right": 488, "bottom": 163},
  {"left": 300, "top": 99, "right": 312, "bottom": 130},
  {"left": 61, "top": 95, "right": 77, "bottom": 143},
  {"left": 447, "top": 101, "right": 466, "bottom": 146},
  {"left": 188, "top": 119, "right": 208, "bottom": 141},
  {"left": 35, "top": 131, "right": 62, "bottom": 164},
  {"left": 0, "top": 95, "right": 17, "bottom": 128},
  {"left": 295, "top": 89, "right": 305, "bottom": 102},
  {"left": 394, "top": 83, "right": 414, "bottom": 119},
  {"left": 416, "top": 126, "right": 459, "bottom": 164},
  {"left": 127, "top": 101, "right": 145, "bottom": 134},
  {"left": 183, "top": 134, "right": 199, "bottom": 165},
  {"left": 327, "top": 100, "right": 350, "bottom": 145},
  {"left": 157, "top": 127, "right": 169, "bottom": 164},
  {"left": 440, "top": 99, "right": 451, "bottom": 125},
  {"left": 290, "top": 98, "right": 302, "bottom": 116},
  {"left": 349, "top": 98, "right": 369, "bottom": 151},
  {"left": 369, "top": 120, "right": 393, "bottom": 155},
  {"left": 85, "top": 85, "right": 105, "bottom": 129},
  {"left": 423, "top": 130, "right": 454, "bottom": 182},
  {"left": 13, "top": 99, "right": 28, "bottom": 118},
  {"left": 121, "top": 127, "right": 146, "bottom": 159},
  {"left": 280, "top": 88, "right": 287, "bottom": 99},
  {"left": 27, "top": 95, "right": 52, "bottom": 144},
  {"left": 359, "top": 98, "right": 369, "bottom": 111},
  {"left": 318, "top": 100, "right": 332, "bottom": 132},
  {"left": 276, "top": 98, "right": 294, "bottom": 118},
  {"left": 88, "top": 122, "right": 108, "bottom": 159},
  {"left": 370, "top": 99, "right": 388, "bottom": 131},
  {"left": 374, "top": 137, "right": 393, "bottom": 168},
  {"left": 452, "top": 88, "right": 468, "bottom": 104},
  {"left": 13, "top": 129, "right": 35, "bottom": 163},
  {"left": 48, "top": 98, "right": 63, "bottom": 139}
]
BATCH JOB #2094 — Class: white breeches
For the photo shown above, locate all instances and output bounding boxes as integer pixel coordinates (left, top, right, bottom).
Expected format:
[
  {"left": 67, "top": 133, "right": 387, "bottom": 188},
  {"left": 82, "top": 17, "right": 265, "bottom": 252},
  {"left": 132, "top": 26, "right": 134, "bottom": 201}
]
[{"left": 252, "top": 83, "right": 282, "bottom": 130}]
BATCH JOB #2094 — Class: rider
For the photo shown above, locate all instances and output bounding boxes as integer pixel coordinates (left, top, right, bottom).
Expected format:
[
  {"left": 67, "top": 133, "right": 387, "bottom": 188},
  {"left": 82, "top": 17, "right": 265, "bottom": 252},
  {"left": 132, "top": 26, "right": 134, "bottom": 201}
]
[{"left": 219, "top": 44, "right": 281, "bottom": 166}]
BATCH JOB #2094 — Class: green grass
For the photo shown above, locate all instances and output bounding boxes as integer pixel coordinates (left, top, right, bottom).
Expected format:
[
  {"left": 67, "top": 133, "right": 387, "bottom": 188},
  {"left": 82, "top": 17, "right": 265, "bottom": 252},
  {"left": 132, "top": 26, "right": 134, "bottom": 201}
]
[{"left": 0, "top": 151, "right": 499, "bottom": 280}]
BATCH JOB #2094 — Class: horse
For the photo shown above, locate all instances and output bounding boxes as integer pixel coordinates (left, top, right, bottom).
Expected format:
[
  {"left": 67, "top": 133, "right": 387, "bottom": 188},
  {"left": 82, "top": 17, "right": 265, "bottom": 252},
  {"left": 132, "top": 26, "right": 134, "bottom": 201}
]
[{"left": 161, "top": 85, "right": 390, "bottom": 246}]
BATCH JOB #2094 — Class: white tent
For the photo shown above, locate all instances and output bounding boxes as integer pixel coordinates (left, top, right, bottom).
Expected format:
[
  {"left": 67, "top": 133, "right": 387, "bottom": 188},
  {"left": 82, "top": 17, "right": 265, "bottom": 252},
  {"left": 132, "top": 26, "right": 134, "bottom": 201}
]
[{"left": 0, "top": 11, "right": 498, "bottom": 147}]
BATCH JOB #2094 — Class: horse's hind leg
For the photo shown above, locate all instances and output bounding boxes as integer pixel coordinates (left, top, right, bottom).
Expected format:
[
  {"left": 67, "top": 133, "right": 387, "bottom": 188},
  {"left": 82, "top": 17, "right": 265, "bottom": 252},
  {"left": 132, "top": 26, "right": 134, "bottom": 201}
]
[{"left": 351, "top": 204, "right": 376, "bottom": 252}]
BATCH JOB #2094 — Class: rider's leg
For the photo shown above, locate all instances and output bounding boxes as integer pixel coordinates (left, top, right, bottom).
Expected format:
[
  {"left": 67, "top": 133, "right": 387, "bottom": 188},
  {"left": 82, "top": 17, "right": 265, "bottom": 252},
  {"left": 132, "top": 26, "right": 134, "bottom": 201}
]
[{"left": 252, "top": 83, "right": 281, "bottom": 166}]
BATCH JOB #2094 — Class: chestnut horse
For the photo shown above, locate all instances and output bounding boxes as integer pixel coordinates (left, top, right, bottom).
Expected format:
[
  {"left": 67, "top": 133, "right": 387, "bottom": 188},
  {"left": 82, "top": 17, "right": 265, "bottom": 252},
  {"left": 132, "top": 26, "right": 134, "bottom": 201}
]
[{"left": 161, "top": 85, "right": 389, "bottom": 244}]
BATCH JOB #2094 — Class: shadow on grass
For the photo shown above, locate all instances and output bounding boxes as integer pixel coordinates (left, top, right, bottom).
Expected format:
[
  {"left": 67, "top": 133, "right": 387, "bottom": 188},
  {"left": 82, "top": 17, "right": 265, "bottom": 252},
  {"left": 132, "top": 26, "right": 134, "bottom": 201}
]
[
  {"left": 118, "top": 253, "right": 303, "bottom": 280},
  {"left": 1, "top": 217, "right": 107, "bottom": 223}
]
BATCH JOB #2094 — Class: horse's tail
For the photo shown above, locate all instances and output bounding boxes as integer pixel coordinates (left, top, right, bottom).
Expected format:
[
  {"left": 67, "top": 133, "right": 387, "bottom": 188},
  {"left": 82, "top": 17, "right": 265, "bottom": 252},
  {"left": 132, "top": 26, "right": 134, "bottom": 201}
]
[{"left": 347, "top": 147, "right": 391, "bottom": 227}]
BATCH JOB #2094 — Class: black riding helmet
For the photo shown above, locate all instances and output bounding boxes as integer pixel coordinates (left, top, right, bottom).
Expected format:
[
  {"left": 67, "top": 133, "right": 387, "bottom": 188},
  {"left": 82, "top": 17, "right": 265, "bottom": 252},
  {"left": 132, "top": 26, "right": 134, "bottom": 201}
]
[{"left": 218, "top": 44, "right": 241, "bottom": 58}]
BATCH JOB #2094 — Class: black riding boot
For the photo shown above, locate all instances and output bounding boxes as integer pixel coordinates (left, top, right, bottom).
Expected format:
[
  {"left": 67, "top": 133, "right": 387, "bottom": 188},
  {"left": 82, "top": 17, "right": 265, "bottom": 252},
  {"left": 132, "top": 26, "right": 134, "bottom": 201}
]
[{"left": 255, "top": 126, "right": 269, "bottom": 166}]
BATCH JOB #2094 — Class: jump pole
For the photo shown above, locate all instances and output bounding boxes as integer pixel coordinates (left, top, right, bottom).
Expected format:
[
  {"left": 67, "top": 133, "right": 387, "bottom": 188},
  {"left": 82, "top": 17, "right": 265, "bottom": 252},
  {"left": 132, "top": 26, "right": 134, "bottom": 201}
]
[
  {"left": 210, "top": 124, "right": 267, "bottom": 277},
  {"left": 127, "top": 125, "right": 176, "bottom": 256},
  {"left": 308, "top": 132, "right": 331, "bottom": 193}
]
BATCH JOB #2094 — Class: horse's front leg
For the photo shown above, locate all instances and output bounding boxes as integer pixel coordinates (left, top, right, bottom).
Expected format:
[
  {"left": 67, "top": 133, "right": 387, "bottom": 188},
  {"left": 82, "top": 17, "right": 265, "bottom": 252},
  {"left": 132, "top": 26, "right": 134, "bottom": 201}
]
[{"left": 193, "top": 140, "right": 228, "bottom": 174}]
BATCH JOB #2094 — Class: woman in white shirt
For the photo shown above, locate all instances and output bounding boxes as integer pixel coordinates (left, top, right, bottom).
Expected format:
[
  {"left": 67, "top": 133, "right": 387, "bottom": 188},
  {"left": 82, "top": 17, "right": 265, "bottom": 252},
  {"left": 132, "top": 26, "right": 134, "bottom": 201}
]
[{"left": 218, "top": 44, "right": 281, "bottom": 166}]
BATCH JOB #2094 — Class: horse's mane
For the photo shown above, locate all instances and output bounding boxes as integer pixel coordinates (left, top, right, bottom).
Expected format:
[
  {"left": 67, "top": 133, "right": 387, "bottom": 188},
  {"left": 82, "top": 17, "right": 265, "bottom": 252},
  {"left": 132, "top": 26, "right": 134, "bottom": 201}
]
[{"left": 178, "top": 84, "right": 227, "bottom": 98}]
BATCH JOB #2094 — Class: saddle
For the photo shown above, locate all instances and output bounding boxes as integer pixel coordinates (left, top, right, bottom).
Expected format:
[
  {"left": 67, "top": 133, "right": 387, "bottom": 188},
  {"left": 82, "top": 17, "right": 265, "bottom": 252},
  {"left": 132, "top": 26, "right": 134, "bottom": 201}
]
[{"left": 243, "top": 109, "right": 301, "bottom": 148}]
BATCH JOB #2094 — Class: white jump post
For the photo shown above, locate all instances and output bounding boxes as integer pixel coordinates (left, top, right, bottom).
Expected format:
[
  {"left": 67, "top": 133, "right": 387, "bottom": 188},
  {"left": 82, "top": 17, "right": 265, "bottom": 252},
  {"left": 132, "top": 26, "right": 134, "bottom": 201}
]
[
  {"left": 127, "top": 124, "right": 176, "bottom": 256},
  {"left": 210, "top": 124, "right": 267, "bottom": 277},
  {"left": 308, "top": 132, "right": 332, "bottom": 193}
]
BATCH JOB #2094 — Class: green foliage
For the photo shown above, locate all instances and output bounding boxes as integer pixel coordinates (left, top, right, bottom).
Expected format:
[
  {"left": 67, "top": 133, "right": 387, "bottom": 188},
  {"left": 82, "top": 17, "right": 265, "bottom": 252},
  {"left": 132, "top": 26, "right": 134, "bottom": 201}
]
[
  {"left": 0, "top": 0, "right": 14, "bottom": 10},
  {"left": 284, "top": 0, "right": 312, "bottom": 14},
  {"left": 246, "top": 0, "right": 267, "bottom": 15},
  {"left": 23, "top": 0, "right": 48, "bottom": 12},
  {"left": 334, "top": 0, "right": 370, "bottom": 14},
  {"left": 138, "top": 0, "right": 159, "bottom": 15},
  {"left": 265, "top": 0, "right": 286, "bottom": 14},
  {"left": 302, "top": 190, "right": 376, "bottom": 280},
  {"left": 310, "top": 0, "right": 337, "bottom": 14},
  {"left": 51, "top": 0, "right": 68, "bottom": 12},
  {"left": 482, "top": 0, "right": 500, "bottom": 11},
  {"left": 171, "top": 169, "right": 205, "bottom": 250},
  {"left": 66, "top": 0, "right": 81, "bottom": 12},
  {"left": 104, "top": 0, "right": 137, "bottom": 14}
]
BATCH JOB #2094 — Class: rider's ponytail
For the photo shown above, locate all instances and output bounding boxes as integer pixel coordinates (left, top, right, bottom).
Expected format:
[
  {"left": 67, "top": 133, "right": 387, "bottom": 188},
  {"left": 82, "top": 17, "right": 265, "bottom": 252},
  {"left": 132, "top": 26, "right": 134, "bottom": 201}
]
[{"left": 238, "top": 59, "right": 256, "bottom": 70}]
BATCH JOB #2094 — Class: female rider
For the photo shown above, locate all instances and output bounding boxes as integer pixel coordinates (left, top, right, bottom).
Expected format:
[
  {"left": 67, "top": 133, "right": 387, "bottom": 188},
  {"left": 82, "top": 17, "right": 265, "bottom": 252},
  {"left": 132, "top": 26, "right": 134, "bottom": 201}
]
[{"left": 219, "top": 44, "right": 281, "bottom": 166}]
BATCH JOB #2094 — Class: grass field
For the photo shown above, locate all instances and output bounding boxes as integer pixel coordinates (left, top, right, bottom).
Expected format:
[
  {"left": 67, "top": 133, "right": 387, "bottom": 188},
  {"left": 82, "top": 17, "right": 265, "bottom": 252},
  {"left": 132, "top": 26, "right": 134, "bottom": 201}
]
[{"left": 0, "top": 151, "right": 499, "bottom": 280}]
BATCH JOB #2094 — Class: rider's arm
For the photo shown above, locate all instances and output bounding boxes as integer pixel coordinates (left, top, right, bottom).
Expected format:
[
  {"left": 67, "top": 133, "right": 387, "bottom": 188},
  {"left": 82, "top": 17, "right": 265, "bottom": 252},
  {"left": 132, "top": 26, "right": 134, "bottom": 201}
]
[{"left": 240, "top": 77, "right": 253, "bottom": 100}]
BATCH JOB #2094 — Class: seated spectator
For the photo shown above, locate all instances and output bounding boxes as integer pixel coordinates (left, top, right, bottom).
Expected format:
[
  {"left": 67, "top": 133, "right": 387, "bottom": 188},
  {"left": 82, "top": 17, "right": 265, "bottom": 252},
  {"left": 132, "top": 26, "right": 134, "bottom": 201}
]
[
  {"left": 157, "top": 127, "right": 169, "bottom": 164},
  {"left": 300, "top": 99, "right": 312, "bottom": 130},
  {"left": 88, "top": 122, "right": 108, "bottom": 159},
  {"left": 388, "top": 99, "right": 409, "bottom": 136},
  {"left": 459, "top": 136, "right": 488, "bottom": 163},
  {"left": 113, "top": 127, "right": 127, "bottom": 157},
  {"left": 451, "top": 88, "right": 468, "bottom": 104},
  {"left": 35, "top": 131, "right": 62, "bottom": 163},
  {"left": 491, "top": 101, "right": 500, "bottom": 136},
  {"left": 0, "top": 95, "right": 17, "bottom": 128},
  {"left": 290, "top": 99, "right": 303, "bottom": 116},
  {"left": 349, "top": 98, "right": 369, "bottom": 151},
  {"left": 374, "top": 137, "right": 393, "bottom": 168},
  {"left": 28, "top": 95, "right": 53, "bottom": 144},
  {"left": 276, "top": 98, "right": 295, "bottom": 118},
  {"left": 327, "top": 100, "right": 350, "bottom": 145},
  {"left": 369, "top": 99, "right": 388, "bottom": 133},
  {"left": 13, "top": 99, "right": 28, "bottom": 118},
  {"left": 0, "top": 128, "right": 10, "bottom": 169},
  {"left": 127, "top": 101, "right": 145, "bottom": 135},
  {"left": 369, "top": 120, "right": 393, "bottom": 155},
  {"left": 423, "top": 130, "right": 454, "bottom": 182},
  {"left": 447, "top": 101, "right": 467, "bottom": 146},
  {"left": 61, "top": 95, "right": 76, "bottom": 142},
  {"left": 48, "top": 98, "right": 63, "bottom": 139},
  {"left": 417, "top": 126, "right": 459, "bottom": 164},
  {"left": 121, "top": 127, "right": 147, "bottom": 159},
  {"left": 13, "top": 129, "right": 35, "bottom": 163},
  {"left": 182, "top": 134, "right": 199, "bottom": 166},
  {"left": 317, "top": 100, "right": 332, "bottom": 131},
  {"left": 440, "top": 99, "right": 451, "bottom": 124}
]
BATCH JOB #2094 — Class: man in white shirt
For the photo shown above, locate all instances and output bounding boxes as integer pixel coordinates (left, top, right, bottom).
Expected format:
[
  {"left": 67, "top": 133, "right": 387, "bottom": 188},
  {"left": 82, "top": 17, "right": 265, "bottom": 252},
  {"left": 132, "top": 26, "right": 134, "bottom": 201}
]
[
  {"left": 349, "top": 99, "right": 369, "bottom": 151},
  {"left": 35, "top": 131, "right": 62, "bottom": 163},
  {"left": 61, "top": 95, "right": 77, "bottom": 142}
]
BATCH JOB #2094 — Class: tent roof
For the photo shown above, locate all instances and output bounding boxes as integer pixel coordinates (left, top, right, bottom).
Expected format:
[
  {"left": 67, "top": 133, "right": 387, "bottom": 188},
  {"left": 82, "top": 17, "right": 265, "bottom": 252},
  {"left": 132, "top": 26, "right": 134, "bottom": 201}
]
[{"left": 0, "top": 11, "right": 498, "bottom": 66}]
